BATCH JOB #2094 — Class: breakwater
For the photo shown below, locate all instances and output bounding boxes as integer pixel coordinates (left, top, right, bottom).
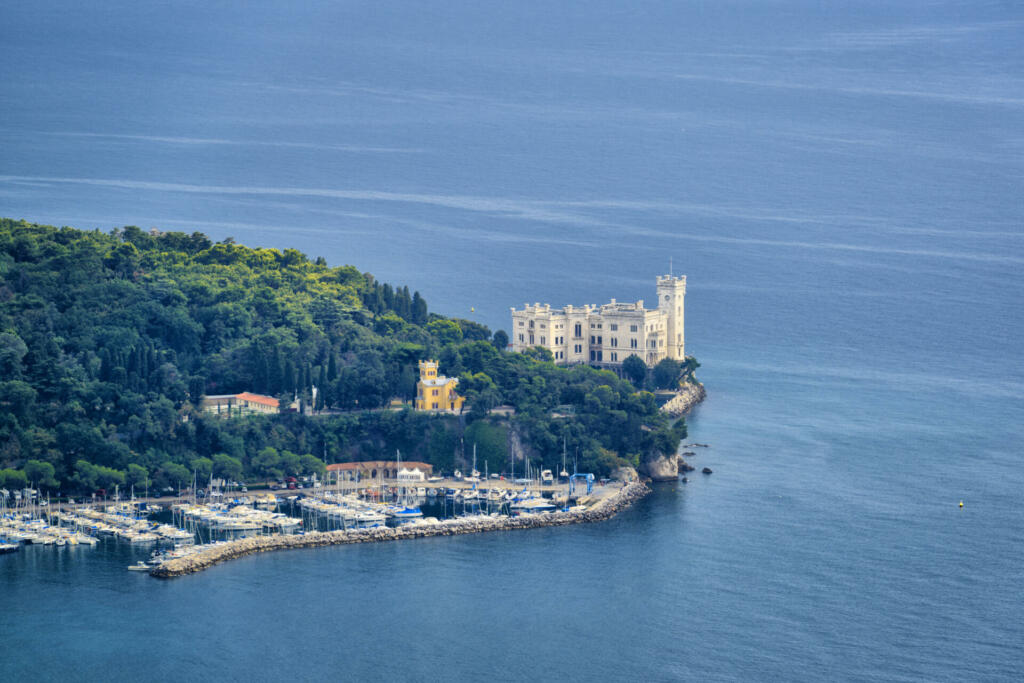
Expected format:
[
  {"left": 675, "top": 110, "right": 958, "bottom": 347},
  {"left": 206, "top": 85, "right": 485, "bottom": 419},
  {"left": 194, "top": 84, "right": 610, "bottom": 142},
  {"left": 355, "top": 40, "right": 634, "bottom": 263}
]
[{"left": 150, "top": 482, "right": 650, "bottom": 578}]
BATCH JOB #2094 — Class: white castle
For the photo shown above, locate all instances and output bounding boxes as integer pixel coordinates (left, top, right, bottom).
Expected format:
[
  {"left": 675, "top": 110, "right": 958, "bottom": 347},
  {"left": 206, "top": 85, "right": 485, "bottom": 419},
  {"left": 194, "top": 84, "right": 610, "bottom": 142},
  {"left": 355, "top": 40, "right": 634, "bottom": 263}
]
[{"left": 510, "top": 275, "right": 685, "bottom": 367}]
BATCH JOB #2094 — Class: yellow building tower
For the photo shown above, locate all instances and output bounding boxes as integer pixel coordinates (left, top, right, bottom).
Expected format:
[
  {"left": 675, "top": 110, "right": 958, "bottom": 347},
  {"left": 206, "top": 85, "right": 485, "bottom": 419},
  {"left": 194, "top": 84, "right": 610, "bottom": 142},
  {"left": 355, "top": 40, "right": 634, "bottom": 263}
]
[{"left": 415, "top": 360, "right": 465, "bottom": 413}]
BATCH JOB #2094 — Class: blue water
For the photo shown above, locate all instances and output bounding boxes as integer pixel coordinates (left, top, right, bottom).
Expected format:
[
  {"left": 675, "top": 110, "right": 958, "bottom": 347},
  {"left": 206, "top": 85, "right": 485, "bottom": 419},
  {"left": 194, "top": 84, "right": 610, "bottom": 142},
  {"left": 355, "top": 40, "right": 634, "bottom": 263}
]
[{"left": 2, "top": 1, "right": 1023, "bottom": 680}]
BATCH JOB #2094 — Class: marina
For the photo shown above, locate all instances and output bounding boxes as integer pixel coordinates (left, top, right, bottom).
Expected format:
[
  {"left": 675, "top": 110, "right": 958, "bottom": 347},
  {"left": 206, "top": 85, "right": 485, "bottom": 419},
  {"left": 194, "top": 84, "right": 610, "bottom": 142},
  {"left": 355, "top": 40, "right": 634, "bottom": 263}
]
[
  {"left": 1, "top": 471, "right": 620, "bottom": 573},
  {"left": 150, "top": 481, "right": 650, "bottom": 577}
]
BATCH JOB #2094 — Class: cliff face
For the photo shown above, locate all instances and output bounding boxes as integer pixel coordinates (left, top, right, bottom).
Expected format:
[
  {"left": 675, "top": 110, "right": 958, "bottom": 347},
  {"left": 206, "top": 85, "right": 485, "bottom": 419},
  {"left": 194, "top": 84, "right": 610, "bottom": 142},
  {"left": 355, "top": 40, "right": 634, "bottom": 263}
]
[
  {"left": 641, "top": 453, "right": 679, "bottom": 481},
  {"left": 611, "top": 465, "right": 639, "bottom": 482},
  {"left": 660, "top": 382, "right": 707, "bottom": 417}
]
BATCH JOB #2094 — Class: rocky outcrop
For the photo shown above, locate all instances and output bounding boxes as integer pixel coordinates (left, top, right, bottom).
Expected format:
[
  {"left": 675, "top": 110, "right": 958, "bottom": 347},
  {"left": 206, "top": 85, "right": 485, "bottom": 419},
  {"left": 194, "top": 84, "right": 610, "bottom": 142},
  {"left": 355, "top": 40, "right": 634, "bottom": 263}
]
[
  {"left": 611, "top": 466, "right": 639, "bottom": 482},
  {"left": 677, "top": 457, "right": 695, "bottom": 472},
  {"left": 150, "top": 482, "right": 651, "bottom": 578},
  {"left": 641, "top": 453, "right": 678, "bottom": 481},
  {"left": 660, "top": 383, "right": 707, "bottom": 417}
]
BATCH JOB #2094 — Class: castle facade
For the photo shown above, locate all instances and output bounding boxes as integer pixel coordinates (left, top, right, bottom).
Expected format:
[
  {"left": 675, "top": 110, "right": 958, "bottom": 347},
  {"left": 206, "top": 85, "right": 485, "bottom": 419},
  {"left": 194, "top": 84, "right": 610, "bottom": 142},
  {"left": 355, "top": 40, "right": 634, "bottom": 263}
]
[{"left": 509, "top": 275, "right": 685, "bottom": 368}]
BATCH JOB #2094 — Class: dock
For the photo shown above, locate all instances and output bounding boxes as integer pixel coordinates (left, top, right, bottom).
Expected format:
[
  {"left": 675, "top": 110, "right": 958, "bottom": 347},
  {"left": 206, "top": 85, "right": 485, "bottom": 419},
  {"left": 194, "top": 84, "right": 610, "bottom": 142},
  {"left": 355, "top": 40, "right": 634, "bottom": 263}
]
[{"left": 150, "top": 481, "right": 650, "bottom": 578}]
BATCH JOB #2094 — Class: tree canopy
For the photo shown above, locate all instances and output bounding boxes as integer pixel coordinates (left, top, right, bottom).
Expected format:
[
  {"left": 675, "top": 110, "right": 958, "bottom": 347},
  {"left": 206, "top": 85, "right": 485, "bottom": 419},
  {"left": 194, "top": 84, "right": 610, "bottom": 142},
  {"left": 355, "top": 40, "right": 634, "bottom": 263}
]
[{"left": 0, "top": 218, "right": 691, "bottom": 493}]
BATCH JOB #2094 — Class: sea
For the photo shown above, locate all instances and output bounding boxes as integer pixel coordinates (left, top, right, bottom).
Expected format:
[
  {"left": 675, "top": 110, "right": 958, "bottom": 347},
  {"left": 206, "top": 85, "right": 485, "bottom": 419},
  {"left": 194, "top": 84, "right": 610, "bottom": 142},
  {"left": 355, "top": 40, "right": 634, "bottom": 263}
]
[{"left": 2, "top": 1, "right": 1023, "bottom": 680}]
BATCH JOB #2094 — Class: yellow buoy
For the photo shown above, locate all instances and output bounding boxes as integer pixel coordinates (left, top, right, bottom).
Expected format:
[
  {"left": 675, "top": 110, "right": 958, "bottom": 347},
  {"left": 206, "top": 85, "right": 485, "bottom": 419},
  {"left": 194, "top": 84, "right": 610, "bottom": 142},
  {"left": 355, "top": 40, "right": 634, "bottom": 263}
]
[{"left": 959, "top": 501, "right": 964, "bottom": 508}]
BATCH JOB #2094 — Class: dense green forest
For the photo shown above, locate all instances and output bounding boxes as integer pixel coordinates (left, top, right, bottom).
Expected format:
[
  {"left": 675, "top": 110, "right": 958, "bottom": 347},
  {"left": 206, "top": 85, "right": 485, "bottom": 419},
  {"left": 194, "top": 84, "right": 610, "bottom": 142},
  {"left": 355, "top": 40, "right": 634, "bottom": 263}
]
[{"left": 0, "top": 218, "right": 694, "bottom": 495}]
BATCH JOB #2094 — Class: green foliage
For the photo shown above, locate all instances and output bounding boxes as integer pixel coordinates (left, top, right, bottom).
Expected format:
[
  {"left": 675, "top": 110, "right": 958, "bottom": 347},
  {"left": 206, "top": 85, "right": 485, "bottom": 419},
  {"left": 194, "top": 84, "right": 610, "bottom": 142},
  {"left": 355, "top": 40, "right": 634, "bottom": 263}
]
[
  {"left": 0, "top": 468, "right": 28, "bottom": 490},
  {"left": 622, "top": 355, "right": 647, "bottom": 389},
  {"left": 299, "top": 454, "right": 326, "bottom": 479},
  {"left": 0, "top": 218, "right": 696, "bottom": 487},
  {"left": 651, "top": 358, "right": 682, "bottom": 389},
  {"left": 426, "top": 427, "right": 458, "bottom": 474},
  {"left": 253, "top": 447, "right": 283, "bottom": 480},
  {"left": 154, "top": 462, "right": 191, "bottom": 491},
  {"left": 464, "top": 419, "right": 509, "bottom": 475},
  {"left": 73, "top": 460, "right": 125, "bottom": 491},
  {"left": 427, "top": 319, "right": 463, "bottom": 345},
  {"left": 212, "top": 453, "right": 243, "bottom": 482},
  {"left": 190, "top": 457, "right": 213, "bottom": 484},
  {"left": 126, "top": 463, "right": 149, "bottom": 489},
  {"left": 24, "top": 459, "right": 58, "bottom": 489}
]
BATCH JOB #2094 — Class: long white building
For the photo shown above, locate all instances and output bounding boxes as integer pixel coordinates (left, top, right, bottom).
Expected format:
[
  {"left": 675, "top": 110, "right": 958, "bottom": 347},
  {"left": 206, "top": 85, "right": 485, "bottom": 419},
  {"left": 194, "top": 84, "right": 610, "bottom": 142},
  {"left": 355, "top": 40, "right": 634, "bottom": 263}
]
[{"left": 510, "top": 275, "right": 685, "bottom": 367}]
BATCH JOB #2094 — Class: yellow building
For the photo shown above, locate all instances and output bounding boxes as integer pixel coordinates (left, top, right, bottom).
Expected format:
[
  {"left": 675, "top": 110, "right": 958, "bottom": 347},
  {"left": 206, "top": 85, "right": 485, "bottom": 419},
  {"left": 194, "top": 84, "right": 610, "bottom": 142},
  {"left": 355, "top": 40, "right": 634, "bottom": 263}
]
[{"left": 415, "top": 360, "right": 465, "bottom": 413}]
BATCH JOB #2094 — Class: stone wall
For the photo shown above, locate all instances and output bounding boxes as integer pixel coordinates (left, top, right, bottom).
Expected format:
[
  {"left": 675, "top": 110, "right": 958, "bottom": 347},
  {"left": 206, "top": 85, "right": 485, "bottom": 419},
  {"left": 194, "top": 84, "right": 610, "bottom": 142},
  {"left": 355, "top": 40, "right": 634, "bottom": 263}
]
[{"left": 660, "top": 382, "right": 706, "bottom": 417}]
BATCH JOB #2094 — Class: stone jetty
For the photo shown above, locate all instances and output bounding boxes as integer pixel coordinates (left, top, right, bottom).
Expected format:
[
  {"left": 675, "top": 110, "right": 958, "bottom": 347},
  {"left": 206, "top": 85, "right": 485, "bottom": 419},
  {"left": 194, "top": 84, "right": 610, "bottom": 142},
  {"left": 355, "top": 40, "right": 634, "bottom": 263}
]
[
  {"left": 660, "top": 382, "right": 707, "bottom": 417},
  {"left": 150, "top": 481, "right": 651, "bottom": 578}
]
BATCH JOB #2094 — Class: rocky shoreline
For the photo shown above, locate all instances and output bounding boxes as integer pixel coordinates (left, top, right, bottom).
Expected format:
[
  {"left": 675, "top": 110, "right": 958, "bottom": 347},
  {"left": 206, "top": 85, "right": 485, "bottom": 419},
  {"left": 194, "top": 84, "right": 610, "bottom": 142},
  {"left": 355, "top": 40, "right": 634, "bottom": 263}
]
[
  {"left": 150, "top": 481, "right": 652, "bottom": 578},
  {"left": 660, "top": 382, "right": 707, "bottom": 417},
  {"left": 643, "top": 382, "right": 709, "bottom": 481}
]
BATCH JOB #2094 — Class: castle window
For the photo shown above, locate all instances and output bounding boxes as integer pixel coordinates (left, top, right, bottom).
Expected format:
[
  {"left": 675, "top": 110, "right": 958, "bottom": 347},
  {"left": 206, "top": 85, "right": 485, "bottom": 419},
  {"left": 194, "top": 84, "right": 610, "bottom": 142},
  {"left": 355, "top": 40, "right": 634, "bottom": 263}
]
[
  {"left": 610, "top": 324, "right": 618, "bottom": 331},
  {"left": 574, "top": 323, "right": 582, "bottom": 337},
  {"left": 631, "top": 338, "right": 638, "bottom": 349},
  {"left": 610, "top": 352, "right": 618, "bottom": 361},
  {"left": 630, "top": 324, "right": 638, "bottom": 332}
]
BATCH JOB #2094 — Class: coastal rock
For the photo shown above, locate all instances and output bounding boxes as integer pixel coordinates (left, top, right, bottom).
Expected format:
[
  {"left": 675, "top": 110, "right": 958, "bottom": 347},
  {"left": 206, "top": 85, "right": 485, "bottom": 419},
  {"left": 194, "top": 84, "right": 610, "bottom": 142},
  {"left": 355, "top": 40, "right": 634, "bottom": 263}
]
[
  {"left": 641, "top": 453, "right": 679, "bottom": 482},
  {"left": 702, "top": 467, "right": 713, "bottom": 475},
  {"left": 677, "top": 458, "right": 695, "bottom": 473},
  {"left": 611, "top": 466, "right": 639, "bottom": 482}
]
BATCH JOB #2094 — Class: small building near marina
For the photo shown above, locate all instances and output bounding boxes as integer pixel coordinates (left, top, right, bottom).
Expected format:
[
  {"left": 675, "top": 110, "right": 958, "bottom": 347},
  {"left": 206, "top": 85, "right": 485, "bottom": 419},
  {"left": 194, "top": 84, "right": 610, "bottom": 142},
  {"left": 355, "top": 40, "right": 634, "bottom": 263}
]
[
  {"left": 199, "top": 392, "right": 280, "bottom": 417},
  {"left": 326, "top": 460, "right": 434, "bottom": 482}
]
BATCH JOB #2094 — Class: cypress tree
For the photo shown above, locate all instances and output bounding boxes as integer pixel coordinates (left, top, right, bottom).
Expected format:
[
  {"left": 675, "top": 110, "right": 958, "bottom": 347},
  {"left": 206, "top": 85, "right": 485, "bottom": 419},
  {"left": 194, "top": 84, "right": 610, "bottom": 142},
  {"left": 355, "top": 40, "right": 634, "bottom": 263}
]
[
  {"left": 99, "top": 348, "right": 113, "bottom": 381},
  {"left": 412, "top": 291, "right": 427, "bottom": 325},
  {"left": 327, "top": 353, "right": 338, "bottom": 381}
]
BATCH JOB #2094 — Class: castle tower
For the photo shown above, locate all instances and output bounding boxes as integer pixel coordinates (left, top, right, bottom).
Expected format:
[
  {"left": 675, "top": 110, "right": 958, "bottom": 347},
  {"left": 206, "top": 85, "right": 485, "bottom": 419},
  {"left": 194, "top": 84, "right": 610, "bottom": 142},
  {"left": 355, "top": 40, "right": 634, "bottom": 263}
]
[
  {"left": 419, "top": 360, "right": 438, "bottom": 380},
  {"left": 656, "top": 275, "right": 686, "bottom": 360}
]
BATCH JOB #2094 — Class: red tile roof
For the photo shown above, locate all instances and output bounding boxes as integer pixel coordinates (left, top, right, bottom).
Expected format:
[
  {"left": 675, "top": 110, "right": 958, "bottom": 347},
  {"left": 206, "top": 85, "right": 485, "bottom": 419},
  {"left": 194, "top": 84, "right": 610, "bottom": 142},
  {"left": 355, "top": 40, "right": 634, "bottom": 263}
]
[
  {"left": 326, "top": 461, "right": 433, "bottom": 472},
  {"left": 234, "top": 392, "right": 279, "bottom": 408}
]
